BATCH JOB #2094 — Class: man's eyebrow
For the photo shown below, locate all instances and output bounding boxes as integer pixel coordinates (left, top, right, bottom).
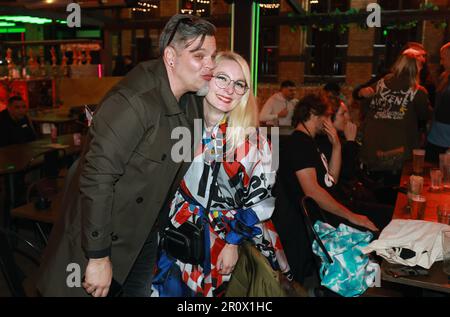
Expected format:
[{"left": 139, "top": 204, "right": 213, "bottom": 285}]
[{"left": 189, "top": 47, "right": 206, "bottom": 53}]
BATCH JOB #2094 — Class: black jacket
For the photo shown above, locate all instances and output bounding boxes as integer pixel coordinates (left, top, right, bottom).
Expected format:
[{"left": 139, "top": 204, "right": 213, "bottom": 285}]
[{"left": 0, "top": 110, "right": 36, "bottom": 147}]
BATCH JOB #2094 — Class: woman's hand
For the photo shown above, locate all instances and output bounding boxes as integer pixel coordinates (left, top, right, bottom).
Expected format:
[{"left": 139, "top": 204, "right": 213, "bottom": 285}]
[
  {"left": 343, "top": 121, "right": 357, "bottom": 142},
  {"left": 323, "top": 119, "right": 340, "bottom": 147},
  {"left": 217, "top": 244, "right": 239, "bottom": 275},
  {"left": 348, "top": 213, "right": 379, "bottom": 232}
]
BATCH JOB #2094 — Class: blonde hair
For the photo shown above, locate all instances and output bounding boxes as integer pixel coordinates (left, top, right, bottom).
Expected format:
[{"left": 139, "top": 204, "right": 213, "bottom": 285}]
[
  {"left": 388, "top": 52, "right": 421, "bottom": 88},
  {"left": 438, "top": 42, "right": 450, "bottom": 92},
  {"left": 214, "top": 51, "right": 259, "bottom": 154},
  {"left": 440, "top": 42, "right": 450, "bottom": 55}
]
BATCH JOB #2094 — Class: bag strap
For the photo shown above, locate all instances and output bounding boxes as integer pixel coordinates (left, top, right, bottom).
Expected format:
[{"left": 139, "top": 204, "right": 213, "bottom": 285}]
[{"left": 203, "top": 161, "right": 221, "bottom": 217}]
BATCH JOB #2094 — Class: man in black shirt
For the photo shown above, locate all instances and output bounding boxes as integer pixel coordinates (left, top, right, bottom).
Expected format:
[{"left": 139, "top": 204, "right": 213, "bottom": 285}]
[
  {"left": 0, "top": 95, "right": 37, "bottom": 147},
  {"left": 272, "top": 94, "right": 378, "bottom": 285}
]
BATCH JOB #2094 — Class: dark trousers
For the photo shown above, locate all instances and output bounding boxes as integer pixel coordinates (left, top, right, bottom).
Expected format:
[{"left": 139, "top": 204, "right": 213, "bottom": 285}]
[
  {"left": 425, "top": 141, "right": 448, "bottom": 163},
  {"left": 362, "top": 169, "right": 401, "bottom": 206},
  {"left": 122, "top": 230, "right": 158, "bottom": 297}
]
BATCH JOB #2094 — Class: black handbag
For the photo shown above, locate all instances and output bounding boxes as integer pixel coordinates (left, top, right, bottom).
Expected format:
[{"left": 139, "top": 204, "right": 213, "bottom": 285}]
[{"left": 161, "top": 162, "right": 221, "bottom": 265}]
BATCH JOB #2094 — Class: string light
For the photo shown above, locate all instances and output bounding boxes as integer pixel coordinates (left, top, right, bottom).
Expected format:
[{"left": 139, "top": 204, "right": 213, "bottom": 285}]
[
  {"left": 132, "top": 1, "right": 158, "bottom": 13},
  {"left": 259, "top": 3, "right": 280, "bottom": 9},
  {"left": 182, "top": 0, "right": 209, "bottom": 15},
  {"left": 310, "top": 0, "right": 319, "bottom": 4}
]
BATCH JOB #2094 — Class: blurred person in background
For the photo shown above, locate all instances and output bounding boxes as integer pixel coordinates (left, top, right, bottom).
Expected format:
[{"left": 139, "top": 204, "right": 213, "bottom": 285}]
[
  {"left": 0, "top": 95, "right": 36, "bottom": 147},
  {"left": 426, "top": 42, "right": 450, "bottom": 162},
  {"left": 259, "top": 80, "right": 298, "bottom": 127}
]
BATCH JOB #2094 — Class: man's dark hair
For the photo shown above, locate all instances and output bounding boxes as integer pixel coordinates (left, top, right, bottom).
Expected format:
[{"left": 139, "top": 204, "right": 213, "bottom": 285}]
[
  {"left": 280, "top": 80, "right": 295, "bottom": 89},
  {"left": 159, "top": 14, "right": 216, "bottom": 55},
  {"left": 8, "top": 95, "right": 24, "bottom": 105},
  {"left": 292, "top": 94, "right": 331, "bottom": 127}
]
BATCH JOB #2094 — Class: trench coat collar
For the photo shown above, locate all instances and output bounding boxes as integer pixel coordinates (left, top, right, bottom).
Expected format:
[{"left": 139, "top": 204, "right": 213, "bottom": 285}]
[{"left": 155, "top": 58, "right": 193, "bottom": 117}]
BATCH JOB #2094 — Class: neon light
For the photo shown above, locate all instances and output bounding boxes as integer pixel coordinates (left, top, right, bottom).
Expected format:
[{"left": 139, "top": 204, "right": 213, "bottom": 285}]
[
  {"left": 97, "top": 64, "right": 103, "bottom": 78},
  {"left": 0, "top": 27, "right": 26, "bottom": 33},
  {"left": 76, "top": 30, "right": 101, "bottom": 38},
  {"left": 251, "top": 3, "right": 260, "bottom": 96},
  {"left": 0, "top": 15, "right": 58, "bottom": 24},
  {"left": 230, "top": 3, "right": 235, "bottom": 51}
]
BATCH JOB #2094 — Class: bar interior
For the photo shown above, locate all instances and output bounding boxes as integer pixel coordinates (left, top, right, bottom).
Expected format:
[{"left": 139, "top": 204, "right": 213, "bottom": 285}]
[{"left": 0, "top": 0, "right": 450, "bottom": 299}]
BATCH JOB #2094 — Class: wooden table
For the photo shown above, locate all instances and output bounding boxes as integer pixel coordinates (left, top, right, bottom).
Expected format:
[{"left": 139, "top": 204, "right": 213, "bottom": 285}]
[
  {"left": 0, "top": 134, "right": 82, "bottom": 227},
  {"left": 382, "top": 261, "right": 450, "bottom": 294},
  {"left": 11, "top": 193, "right": 62, "bottom": 224},
  {"left": 29, "top": 112, "right": 78, "bottom": 135},
  {"left": 381, "top": 160, "right": 450, "bottom": 295},
  {"left": 10, "top": 192, "right": 63, "bottom": 244},
  {"left": 0, "top": 134, "right": 82, "bottom": 176},
  {"left": 393, "top": 161, "right": 450, "bottom": 221}
]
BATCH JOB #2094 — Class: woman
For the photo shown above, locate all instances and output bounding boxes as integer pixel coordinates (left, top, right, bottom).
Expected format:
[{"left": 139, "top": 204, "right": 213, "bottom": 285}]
[
  {"left": 359, "top": 51, "right": 431, "bottom": 204},
  {"left": 426, "top": 42, "right": 450, "bottom": 162},
  {"left": 272, "top": 94, "right": 378, "bottom": 285},
  {"left": 318, "top": 89, "right": 359, "bottom": 183},
  {"left": 152, "top": 51, "right": 290, "bottom": 297},
  {"left": 316, "top": 93, "right": 393, "bottom": 230}
]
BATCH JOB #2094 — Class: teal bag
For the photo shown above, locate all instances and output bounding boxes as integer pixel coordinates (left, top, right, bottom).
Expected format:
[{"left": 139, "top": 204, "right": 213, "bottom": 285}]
[{"left": 312, "top": 221, "right": 375, "bottom": 297}]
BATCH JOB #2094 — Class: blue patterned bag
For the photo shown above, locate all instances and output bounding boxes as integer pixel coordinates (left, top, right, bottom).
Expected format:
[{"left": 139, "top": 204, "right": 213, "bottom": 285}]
[{"left": 312, "top": 221, "right": 376, "bottom": 297}]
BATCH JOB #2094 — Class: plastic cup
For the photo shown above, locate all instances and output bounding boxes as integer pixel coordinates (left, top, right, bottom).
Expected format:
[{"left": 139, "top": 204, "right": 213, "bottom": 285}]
[
  {"left": 410, "top": 194, "right": 426, "bottom": 220},
  {"left": 430, "top": 168, "right": 443, "bottom": 192},
  {"left": 409, "top": 175, "right": 423, "bottom": 195},
  {"left": 412, "top": 149, "right": 425, "bottom": 175},
  {"left": 437, "top": 204, "right": 450, "bottom": 225},
  {"left": 442, "top": 231, "right": 450, "bottom": 275},
  {"left": 441, "top": 153, "right": 450, "bottom": 190}
]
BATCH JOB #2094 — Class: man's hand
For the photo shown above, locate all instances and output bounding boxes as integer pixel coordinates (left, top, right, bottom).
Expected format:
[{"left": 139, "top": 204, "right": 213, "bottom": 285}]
[
  {"left": 277, "top": 108, "right": 289, "bottom": 118},
  {"left": 323, "top": 119, "right": 340, "bottom": 147},
  {"left": 217, "top": 244, "right": 239, "bottom": 275},
  {"left": 358, "top": 87, "right": 375, "bottom": 98},
  {"left": 82, "top": 257, "right": 113, "bottom": 297},
  {"left": 348, "top": 213, "right": 379, "bottom": 232},
  {"left": 343, "top": 121, "right": 357, "bottom": 142}
]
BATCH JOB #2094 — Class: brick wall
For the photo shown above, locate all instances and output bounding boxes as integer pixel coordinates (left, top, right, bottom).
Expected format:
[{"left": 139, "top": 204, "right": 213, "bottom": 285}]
[
  {"left": 345, "top": 0, "right": 374, "bottom": 86},
  {"left": 256, "top": 83, "right": 361, "bottom": 123}
]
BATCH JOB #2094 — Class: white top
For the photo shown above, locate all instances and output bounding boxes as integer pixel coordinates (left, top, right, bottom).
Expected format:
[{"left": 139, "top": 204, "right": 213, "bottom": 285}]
[{"left": 259, "top": 92, "right": 297, "bottom": 127}]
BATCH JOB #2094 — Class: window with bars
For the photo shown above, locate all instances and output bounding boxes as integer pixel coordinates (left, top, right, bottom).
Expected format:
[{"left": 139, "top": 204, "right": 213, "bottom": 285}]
[
  {"left": 304, "top": 0, "right": 349, "bottom": 83},
  {"left": 258, "top": 1, "right": 280, "bottom": 83},
  {"left": 372, "top": 0, "right": 423, "bottom": 76}
]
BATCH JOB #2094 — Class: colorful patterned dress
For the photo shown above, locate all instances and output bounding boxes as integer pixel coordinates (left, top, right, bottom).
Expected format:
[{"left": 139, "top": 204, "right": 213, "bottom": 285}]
[{"left": 152, "top": 119, "right": 290, "bottom": 297}]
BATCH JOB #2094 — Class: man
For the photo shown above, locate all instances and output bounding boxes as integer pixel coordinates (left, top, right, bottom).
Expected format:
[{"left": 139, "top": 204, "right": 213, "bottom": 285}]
[
  {"left": 426, "top": 42, "right": 450, "bottom": 162},
  {"left": 259, "top": 80, "right": 298, "bottom": 126},
  {"left": 36, "top": 14, "right": 216, "bottom": 297},
  {"left": 0, "top": 95, "right": 36, "bottom": 147}
]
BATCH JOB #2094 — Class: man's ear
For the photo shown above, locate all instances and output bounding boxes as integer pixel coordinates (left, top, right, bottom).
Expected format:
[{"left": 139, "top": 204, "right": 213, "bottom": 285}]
[{"left": 164, "top": 46, "right": 176, "bottom": 67}]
